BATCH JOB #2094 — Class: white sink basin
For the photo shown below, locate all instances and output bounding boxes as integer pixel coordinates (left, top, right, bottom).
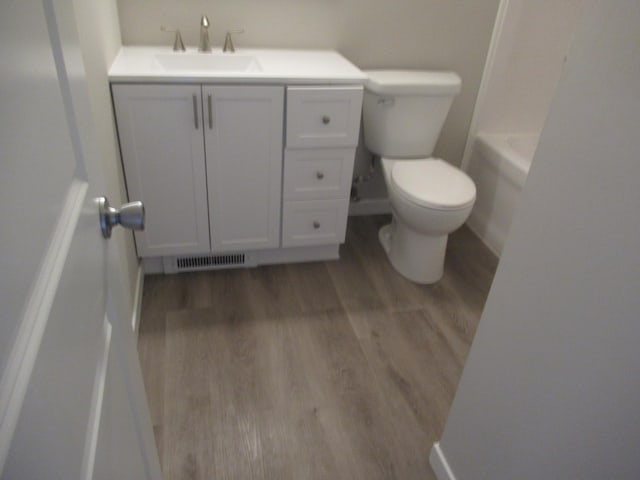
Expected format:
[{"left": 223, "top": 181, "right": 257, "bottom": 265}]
[
  {"left": 109, "top": 47, "right": 369, "bottom": 83},
  {"left": 154, "top": 53, "right": 262, "bottom": 73}
]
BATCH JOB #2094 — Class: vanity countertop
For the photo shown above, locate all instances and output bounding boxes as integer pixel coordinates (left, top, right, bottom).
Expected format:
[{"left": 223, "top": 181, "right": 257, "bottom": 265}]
[{"left": 108, "top": 47, "right": 367, "bottom": 84}]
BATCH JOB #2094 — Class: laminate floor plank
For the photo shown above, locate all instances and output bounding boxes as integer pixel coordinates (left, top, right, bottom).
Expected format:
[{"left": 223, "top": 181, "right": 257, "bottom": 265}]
[
  {"left": 325, "top": 225, "right": 387, "bottom": 312},
  {"left": 137, "top": 272, "right": 189, "bottom": 461},
  {"left": 445, "top": 226, "right": 499, "bottom": 312},
  {"left": 245, "top": 264, "right": 305, "bottom": 319},
  {"left": 348, "top": 308, "right": 466, "bottom": 439},
  {"left": 285, "top": 262, "right": 343, "bottom": 314},
  {"left": 164, "top": 308, "right": 348, "bottom": 480},
  {"left": 138, "top": 215, "right": 498, "bottom": 480},
  {"left": 164, "top": 306, "right": 267, "bottom": 480},
  {"left": 256, "top": 312, "right": 349, "bottom": 480},
  {"left": 288, "top": 309, "right": 423, "bottom": 480},
  {"left": 346, "top": 216, "right": 438, "bottom": 310}
]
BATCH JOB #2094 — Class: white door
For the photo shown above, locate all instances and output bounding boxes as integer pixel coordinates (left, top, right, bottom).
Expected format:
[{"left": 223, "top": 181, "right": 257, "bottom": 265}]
[
  {"left": 0, "top": 1, "right": 161, "bottom": 479},
  {"left": 203, "top": 85, "right": 284, "bottom": 252}
]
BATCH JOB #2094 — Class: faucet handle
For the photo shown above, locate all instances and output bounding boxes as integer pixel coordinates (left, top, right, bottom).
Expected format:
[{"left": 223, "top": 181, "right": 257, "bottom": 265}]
[
  {"left": 223, "top": 28, "right": 244, "bottom": 53},
  {"left": 160, "top": 25, "right": 185, "bottom": 51}
]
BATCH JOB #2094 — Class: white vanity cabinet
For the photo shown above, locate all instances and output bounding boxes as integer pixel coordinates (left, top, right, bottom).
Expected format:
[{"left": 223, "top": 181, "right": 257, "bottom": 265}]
[
  {"left": 112, "top": 84, "right": 210, "bottom": 257},
  {"left": 282, "top": 86, "right": 363, "bottom": 247},
  {"left": 111, "top": 76, "right": 363, "bottom": 271}
]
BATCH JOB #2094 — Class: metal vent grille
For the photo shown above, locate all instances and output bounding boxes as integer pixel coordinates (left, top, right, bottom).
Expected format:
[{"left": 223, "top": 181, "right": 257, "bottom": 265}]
[{"left": 175, "top": 253, "right": 246, "bottom": 271}]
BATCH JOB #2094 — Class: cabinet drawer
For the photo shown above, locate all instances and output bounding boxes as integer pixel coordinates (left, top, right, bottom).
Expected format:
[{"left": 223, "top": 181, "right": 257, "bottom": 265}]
[
  {"left": 282, "top": 199, "right": 349, "bottom": 247},
  {"left": 286, "top": 86, "right": 363, "bottom": 148},
  {"left": 283, "top": 148, "right": 355, "bottom": 200}
]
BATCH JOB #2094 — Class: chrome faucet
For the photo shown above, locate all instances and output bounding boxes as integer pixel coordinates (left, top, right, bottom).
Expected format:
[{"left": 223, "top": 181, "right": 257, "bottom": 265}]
[
  {"left": 223, "top": 29, "right": 244, "bottom": 53},
  {"left": 223, "top": 32, "right": 235, "bottom": 53},
  {"left": 160, "top": 25, "right": 185, "bottom": 51},
  {"left": 198, "top": 15, "right": 211, "bottom": 52}
]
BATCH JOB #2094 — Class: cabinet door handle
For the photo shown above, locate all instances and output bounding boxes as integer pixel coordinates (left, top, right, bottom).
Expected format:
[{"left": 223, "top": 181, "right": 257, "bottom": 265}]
[
  {"left": 313, "top": 221, "right": 321, "bottom": 229},
  {"left": 208, "top": 94, "right": 213, "bottom": 129},
  {"left": 316, "top": 171, "right": 324, "bottom": 180},
  {"left": 322, "top": 115, "right": 330, "bottom": 125},
  {"left": 193, "top": 94, "right": 199, "bottom": 130}
]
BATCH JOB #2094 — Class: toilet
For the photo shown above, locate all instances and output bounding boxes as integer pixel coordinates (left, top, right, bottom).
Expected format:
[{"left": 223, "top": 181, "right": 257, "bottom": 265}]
[{"left": 362, "top": 70, "right": 476, "bottom": 284}]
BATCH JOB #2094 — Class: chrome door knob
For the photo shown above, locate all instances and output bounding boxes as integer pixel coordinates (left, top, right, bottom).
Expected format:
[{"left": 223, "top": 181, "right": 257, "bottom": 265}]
[{"left": 98, "top": 196, "right": 145, "bottom": 239}]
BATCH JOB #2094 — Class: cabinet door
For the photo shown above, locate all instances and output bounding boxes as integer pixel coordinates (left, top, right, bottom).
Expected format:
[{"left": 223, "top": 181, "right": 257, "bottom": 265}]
[
  {"left": 112, "top": 84, "right": 210, "bottom": 256},
  {"left": 203, "top": 85, "right": 284, "bottom": 252}
]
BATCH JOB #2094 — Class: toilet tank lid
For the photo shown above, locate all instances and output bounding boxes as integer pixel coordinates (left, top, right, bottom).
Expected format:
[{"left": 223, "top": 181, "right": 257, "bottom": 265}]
[{"left": 364, "top": 70, "right": 461, "bottom": 96}]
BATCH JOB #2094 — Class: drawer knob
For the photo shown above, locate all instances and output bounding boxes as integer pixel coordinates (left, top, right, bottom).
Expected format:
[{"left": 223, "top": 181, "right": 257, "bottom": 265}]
[
  {"left": 313, "top": 221, "right": 321, "bottom": 229},
  {"left": 322, "top": 115, "right": 331, "bottom": 125},
  {"left": 316, "top": 171, "right": 325, "bottom": 180}
]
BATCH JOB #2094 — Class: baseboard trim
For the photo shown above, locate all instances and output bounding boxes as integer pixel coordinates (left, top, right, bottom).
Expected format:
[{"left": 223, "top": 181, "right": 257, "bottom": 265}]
[
  {"left": 130, "top": 262, "right": 144, "bottom": 337},
  {"left": 430, "top": 442, "right": 457, "bottom": 480},
  {"left": 348, "top": 198, "right": 391, "bottom": 216}
]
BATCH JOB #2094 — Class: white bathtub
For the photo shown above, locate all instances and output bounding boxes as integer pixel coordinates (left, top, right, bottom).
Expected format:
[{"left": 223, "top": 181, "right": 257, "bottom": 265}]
[{"left": 466, "top": 133, "right": 539, "bottom": 256}]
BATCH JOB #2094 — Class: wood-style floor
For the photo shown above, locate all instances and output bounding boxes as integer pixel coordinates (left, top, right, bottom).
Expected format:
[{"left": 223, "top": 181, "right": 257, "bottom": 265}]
[{"left": 138, "top": 215, "right": 498, "bottom": 480}]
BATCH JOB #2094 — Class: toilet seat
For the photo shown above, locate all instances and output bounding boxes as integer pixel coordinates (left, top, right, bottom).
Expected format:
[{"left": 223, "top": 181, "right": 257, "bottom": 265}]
[{"left": 388, "top": 158, "right": 476, "bottom": 211}]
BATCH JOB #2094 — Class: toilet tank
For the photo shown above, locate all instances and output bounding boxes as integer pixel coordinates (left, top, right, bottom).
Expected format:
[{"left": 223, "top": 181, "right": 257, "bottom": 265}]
[{"left": 362, "top": 70, "right": 461, "bottom": 158}]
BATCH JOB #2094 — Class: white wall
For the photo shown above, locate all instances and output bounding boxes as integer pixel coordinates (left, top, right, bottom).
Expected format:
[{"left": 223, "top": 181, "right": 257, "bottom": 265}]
[
  {"left": 477, "top": 0, "right": 583, "bottom": 136},
  {"left": 117, "top": 0, "right": 501, "bottom": 204},
  {"left": 72, "top": 0, "right": 140, "bottom": 320},
  {"left": 433, "top": 2, "right": 640, "bottom": 478}
]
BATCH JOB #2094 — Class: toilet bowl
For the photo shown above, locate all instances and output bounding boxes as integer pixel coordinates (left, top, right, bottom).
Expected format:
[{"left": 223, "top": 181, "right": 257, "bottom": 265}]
[
  {"left": 379, "top": 157, "right": 475, "bottom": 283},
  {"left": 362, "top": 70, "right": 476, "bottom": 283}
]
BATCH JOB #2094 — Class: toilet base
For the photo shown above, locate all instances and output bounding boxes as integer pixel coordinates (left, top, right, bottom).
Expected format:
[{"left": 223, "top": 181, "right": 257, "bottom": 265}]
[{"left": 379, "top": 221, "right": 448, "bottom": 284}]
